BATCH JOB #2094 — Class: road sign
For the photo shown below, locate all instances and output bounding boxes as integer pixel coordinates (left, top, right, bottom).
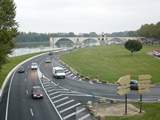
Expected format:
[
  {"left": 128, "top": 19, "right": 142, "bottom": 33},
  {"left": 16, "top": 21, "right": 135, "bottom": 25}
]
[
  {"left": 138, "top": 74, "right": 152, "bottom": 94},
  {"left": 139, "top": 74, "right": 152, "bottom": 80},
  {"left": 117, "top": 75, "right": 131, "bottom": 85},
  {"left": 117, "top": 88, "right": 130, "bottom": 95},
  {"left": 117, "top": 75, "right": 131, "bottom": 95}
]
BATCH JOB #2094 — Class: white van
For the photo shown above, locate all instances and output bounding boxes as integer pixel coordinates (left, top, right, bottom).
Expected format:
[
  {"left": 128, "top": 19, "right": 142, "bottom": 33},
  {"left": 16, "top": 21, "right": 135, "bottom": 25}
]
[{"left": 53, "top": 66, "right": 65, "bottom": 79}]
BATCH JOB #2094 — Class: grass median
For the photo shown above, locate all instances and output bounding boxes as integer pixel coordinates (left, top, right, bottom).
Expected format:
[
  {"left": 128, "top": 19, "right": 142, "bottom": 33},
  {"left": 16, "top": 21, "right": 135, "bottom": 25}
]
[
  {"left": 107, "top": 103, "right": 160, "bottom": 120},
  {"left": 61, "top": 45, "right": 160, "bottom": 83},
  {"left": 0, "top": 52, "right": 44, "bottom": 87}
]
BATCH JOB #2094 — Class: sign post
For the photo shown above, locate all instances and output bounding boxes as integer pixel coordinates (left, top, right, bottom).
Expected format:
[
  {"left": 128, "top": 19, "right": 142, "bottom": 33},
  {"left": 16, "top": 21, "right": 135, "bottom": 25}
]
[
  {"left": 117, "top": 75, "right": 131, "bottom": 115},
  {"left": 138, "top": 74, "right": 152, "bottom": 113}
]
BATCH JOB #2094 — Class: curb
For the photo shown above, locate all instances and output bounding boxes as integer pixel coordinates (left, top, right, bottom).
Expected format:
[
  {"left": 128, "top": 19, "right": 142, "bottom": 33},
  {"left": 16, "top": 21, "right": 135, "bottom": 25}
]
[{"left": 0, "top": 52, "right": 48, "bottom": 101}]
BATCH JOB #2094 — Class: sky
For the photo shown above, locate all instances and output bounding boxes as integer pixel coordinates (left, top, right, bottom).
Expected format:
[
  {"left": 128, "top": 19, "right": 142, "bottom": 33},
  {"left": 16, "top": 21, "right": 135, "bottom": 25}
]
[{"left": 14, "top": 0, "right": 160, "bottom": 33}]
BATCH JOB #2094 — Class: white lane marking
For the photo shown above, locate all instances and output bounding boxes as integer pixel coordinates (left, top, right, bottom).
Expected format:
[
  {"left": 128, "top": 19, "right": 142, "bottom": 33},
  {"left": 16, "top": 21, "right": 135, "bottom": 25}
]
[
  {"left": 38, "top": 69, "right": 63, "bottom": 120},
  {"left": 72, "top": 76, "right": 77, "bottom": 79},
  {"left": 5, "top": 70, "right": 16, "bottom": 120},
  {"left": 49, "top": 91, "right": 61, "bottom": 96},
  {"left": 53, "top": 97, "right": 69, "bottom": 104},
  {"left": 26, "top": 90, "right": 29, "bottom": 95},
  {"left": 43, "top": 82, "right": 50, "bottom": 85},
  {"left": 78, "top": 114, "right": 90, "bottom": 120},
  {"left": 68, "top": 74, "right": 74, "bottom": 77},
  {"left": 44, "top": 84, "right": 51, "bottom": 87},
  {"left": 78, "top": 79, "right": 82, "bottom": 81},
  {"left": 45, "top": 86, "right": 54, "bottom": 90},
  {"left": 48, "top": 89, "right": 67, "bottom": 93},
  {"left": 63, "top": 108, "right": 86, "bottom": 120},
  {"left": 30, "top": 108, "right": 34, "bottom": 117},
  {"left": 51, "top": 94, "right": 64, "bottom": 100},
  {"left": 65, "top": 71, "right": 71, "bottom": 75},
  {"left": 60, "top": 103, "right": 81, "bottom": 113},
  {"left": 56, "top": 99, "right": 75, "bottom": 108},
  {"left": 89, "top": 80, "right": 93, "bottom": 84},
  {"left": 24, "top": 78, "right": 27, "bottom": 82},
  {"left": 61, "top": 94, "right": 92, "bottom": 97}
]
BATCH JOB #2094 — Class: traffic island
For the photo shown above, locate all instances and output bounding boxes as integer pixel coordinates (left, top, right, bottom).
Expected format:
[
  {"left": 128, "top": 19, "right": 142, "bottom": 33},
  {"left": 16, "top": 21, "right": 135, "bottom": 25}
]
[{"left": 87, "top": 102, "right": 144, "bottom": 120}]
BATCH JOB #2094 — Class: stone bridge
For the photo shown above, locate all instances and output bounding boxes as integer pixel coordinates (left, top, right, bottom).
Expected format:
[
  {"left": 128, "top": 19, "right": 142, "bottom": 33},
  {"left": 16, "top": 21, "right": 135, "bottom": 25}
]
[{"left": 49, "top": 37, "right": 144, "bottom": 48}]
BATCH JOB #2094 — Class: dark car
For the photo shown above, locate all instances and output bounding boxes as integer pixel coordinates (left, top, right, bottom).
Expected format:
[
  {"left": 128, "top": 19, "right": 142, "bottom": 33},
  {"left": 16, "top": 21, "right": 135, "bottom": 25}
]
[
  {"left": 18, "top": 66, "right": 25, "bottom": 73},
  {"left": 48, "top": 51, "right": 53, "bottom": 55},
  {"left": 130, "top": 80, "right": 138, "bottom": 90},
  {"left": 31, "top": 86, "right": 43, "bottom": 99}
]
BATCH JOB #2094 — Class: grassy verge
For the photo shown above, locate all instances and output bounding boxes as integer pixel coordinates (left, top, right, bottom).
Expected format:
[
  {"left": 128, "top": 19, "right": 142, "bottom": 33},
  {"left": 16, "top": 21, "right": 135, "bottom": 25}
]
[
  {"left": 61, "top": 45, "right": 160, "bottom": 83},
  {"left": 0, "top": 52, "right": 44, "bottom": 87},
  {"left": 107, "top": 103, "right": 160, "bottom": 120}
]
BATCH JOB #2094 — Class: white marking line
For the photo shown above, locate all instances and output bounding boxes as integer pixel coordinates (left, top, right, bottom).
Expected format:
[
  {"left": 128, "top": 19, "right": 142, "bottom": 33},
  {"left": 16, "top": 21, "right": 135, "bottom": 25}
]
[
  {"left": 68, "top": 74, "right": 74, "bottom": 77},
  {"left": 5, "top": 70, "right": 16, "bottom": 120},
  {"left": 50, "top": 81, "right": 57, "bottom": 86},
  {"left": 78, "top": 114, "right": 90, "bottom": 120},
  {"left": 66, "top": 71, "right": 71, "bottom": 75},
  {"left": 43, "top": 82, "right": 50, "bottom": 85},
  {"left": 63, "top": 108, "right": 86, "bottom": 120},
  {"left": 72, "top": 76, "right": 77, "bottom": 79},
  {"left": 53, "top": 97, "right": 69, "bottom": 104},
  {"left": 56, "top": 99, "right": 75, "bottom": 108},
  {"left": 45, "top": 86, "right": 54, "bottom": 90},
  {"left": 61, "top": 94, "right": 92, "bottom": 97},
  {"left": 49, "top": 91, "right": 61, "bottom": 96},
  {"left": 30, "top": 108, "right": 34, "bottom": 117},
  {"left": 24, "top": 78, "right": 27, "bottom": 82},
  {"left": 38, "top": 69, "right": 63, "bottom": 120},
  {"left": 89, "top": 81, "right": 93, "bottom": 84},
  {"left": 51, "top": 94, "right": 64, "bottom": 99},
  {"left": 26, "top": 90, "right": 29, "bottom": 95},
  {"left": 78, "top": 79, "right": 82, "bottom": 81},
  {"left": 44, "top": 84, "right": 51, "bottom": 87},
  {"left": 48, "top": 89, "right": 67, "bottom": 93},
  {"left": 60, "top": 103, "right": 81, "bottom": 113}
]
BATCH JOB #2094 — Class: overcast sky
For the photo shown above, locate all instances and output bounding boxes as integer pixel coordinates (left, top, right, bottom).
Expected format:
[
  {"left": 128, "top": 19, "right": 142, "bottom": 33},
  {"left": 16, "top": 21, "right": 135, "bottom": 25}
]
[{"left": 14, "top": 0, "right": 160, "bottom": 33}]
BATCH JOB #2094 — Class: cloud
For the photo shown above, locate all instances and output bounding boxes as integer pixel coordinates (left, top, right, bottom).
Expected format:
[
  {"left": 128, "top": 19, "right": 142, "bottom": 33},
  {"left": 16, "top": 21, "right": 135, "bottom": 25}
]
[{"left": 14, "top": 0, "right": 160, "bottom": 33}]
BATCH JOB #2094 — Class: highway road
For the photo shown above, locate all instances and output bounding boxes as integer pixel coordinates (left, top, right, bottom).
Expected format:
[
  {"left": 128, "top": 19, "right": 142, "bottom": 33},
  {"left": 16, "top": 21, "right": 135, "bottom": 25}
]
[{"left": 0, "top": 51, "right": 160, "bottom": 120}]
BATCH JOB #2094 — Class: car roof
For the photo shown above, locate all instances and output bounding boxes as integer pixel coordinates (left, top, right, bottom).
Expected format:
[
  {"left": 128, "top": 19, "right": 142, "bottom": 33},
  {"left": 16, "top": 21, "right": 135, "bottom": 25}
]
[
  {"left": 32, "top": 86, "right": 41, "bottom": 89},
  {"left": 130, "top": 80, "right": 138, "bottom": 83},
  {"left": 53, "top": 66, "right": 63, "bottom": 70}
]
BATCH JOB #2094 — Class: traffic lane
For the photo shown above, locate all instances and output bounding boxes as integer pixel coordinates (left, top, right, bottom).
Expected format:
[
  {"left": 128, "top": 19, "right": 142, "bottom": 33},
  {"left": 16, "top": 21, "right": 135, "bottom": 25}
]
[
  {"left": 7, "top": 69, "right": 31, "bottom": 120},
  {"left": 0, "top": 75, "right": 12, "bottom": 120},
  {"left": 7, "top": 58, "right": 61, "bottom": 120}
]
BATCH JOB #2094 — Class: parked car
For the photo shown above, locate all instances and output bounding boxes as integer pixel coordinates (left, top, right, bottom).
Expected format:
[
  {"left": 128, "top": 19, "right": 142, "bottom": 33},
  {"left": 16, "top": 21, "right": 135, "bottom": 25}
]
[
  {"left": 31, "top": 86, "right": 43, "bottom": 99},
  {"left": 18, "top": 66, "right": 25, "bottom": 73},
  {"left": 53, "top": 66, "right": 65, "bottom": 79},
  {"left": 153, "top": 49, "right": 160, "bottom": 57},
  {"left": 130, "top": 80, "right": 138, "bottom": 90},
  {"left": 31, "top": 62, "right": 38, "bottom": 70},
  {"left": 45, "top": 58, "right": 51, "bottom": 63}
]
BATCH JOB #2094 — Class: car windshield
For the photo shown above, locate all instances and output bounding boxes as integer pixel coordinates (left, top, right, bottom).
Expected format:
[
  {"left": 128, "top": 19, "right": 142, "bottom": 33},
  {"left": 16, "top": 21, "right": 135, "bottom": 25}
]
[{"left": 55, "top": 70, "right": 64, "bottom": 73}]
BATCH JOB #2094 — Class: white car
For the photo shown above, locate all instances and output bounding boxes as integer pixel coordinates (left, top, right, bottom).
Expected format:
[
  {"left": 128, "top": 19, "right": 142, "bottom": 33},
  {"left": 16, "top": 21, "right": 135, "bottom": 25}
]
[
  {"left": 53, "top": 66, "right": 65, "bottom": 79},
  {"left": 31, "top": 63, "right": 38, "bottom": 70},
  {"left": 45, "top": 58, "right": 51, "bottom": 63}
]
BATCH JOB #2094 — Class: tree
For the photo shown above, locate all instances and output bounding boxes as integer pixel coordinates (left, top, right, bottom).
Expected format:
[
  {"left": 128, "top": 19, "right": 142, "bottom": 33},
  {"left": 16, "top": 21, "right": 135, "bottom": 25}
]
[
  {"left": 124, "top": 40, "right": 142, "bottom": 55},
  {"left": 0, "top": 0, "right": 18, "bottom": 69}
]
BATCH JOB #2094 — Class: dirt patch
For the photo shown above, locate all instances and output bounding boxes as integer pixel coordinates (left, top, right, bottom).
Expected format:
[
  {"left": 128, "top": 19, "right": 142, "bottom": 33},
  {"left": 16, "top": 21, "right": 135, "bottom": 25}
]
[{"left": 88, "top": 102, "right": 144, "bottom": 118}]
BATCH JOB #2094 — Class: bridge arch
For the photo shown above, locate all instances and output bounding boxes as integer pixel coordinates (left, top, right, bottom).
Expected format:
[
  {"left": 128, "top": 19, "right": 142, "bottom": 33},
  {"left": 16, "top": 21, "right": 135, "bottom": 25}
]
[
  {"left": 55, "top": 38, "right": 74, "bottom": 48},
  {"left": 82, "top": 38, "right": 99, "bottom": 47}
]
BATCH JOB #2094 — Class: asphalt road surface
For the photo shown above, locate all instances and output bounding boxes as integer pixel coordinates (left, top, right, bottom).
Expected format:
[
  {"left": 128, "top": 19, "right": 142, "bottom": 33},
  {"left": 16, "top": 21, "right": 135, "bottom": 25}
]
[{"left": 1, "top": 51, "right": 160, "bottom": 120}]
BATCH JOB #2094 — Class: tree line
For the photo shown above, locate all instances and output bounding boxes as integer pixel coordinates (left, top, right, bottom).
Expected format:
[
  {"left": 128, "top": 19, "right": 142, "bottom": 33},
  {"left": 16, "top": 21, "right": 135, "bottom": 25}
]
[
  {"left": 0, "top": 0, "right": 18, "bottom": 69},
  {"left": 137, "top": 22, "right": 160, "bottom": 39}
]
